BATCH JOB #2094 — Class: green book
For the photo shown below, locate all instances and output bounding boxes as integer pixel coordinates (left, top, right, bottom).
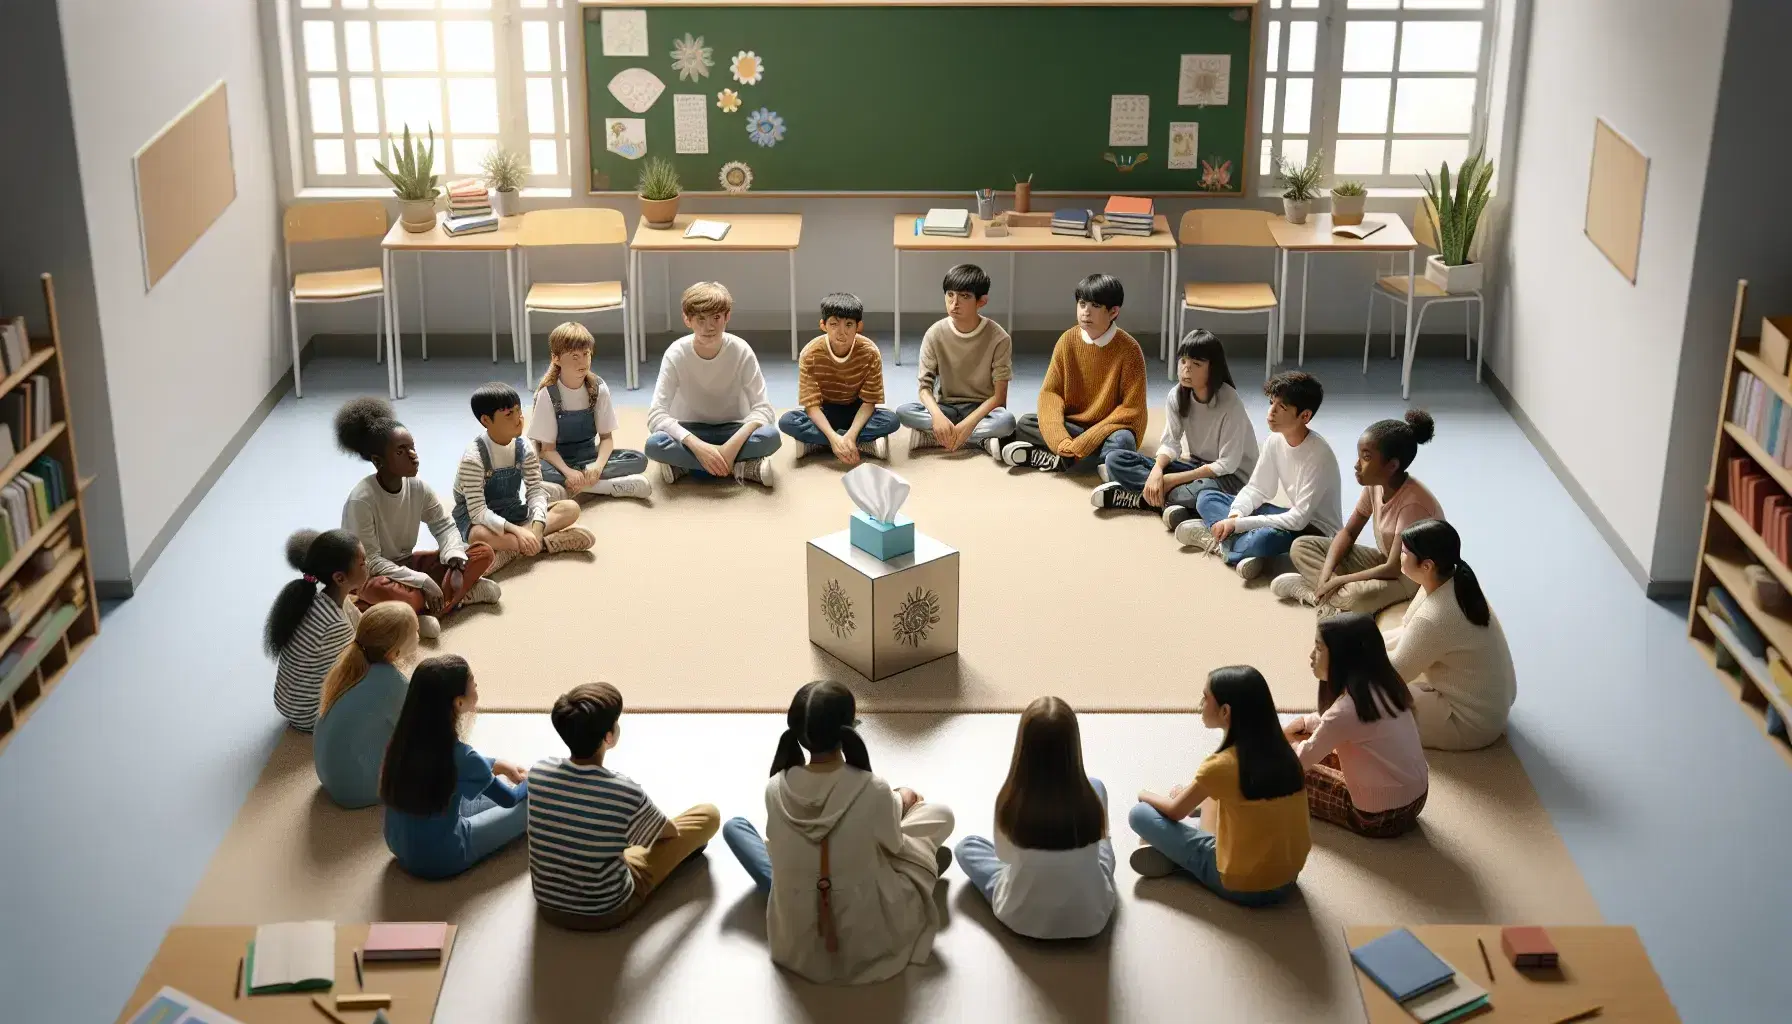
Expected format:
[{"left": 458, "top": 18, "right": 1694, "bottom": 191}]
[{"left": 245, "top": 921, "right": 335, "bottom": 995}]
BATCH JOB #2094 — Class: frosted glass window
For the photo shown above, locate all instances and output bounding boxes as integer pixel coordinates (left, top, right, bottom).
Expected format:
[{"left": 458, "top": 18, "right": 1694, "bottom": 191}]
[
  {"left": 1406, "top": 0, "right": 1483, "bottom": 8},
  {"left": 383, "top": 78, "right": 443, "bottom": 134},
  {"left": 1262, "top": 78, "right": 1278, "bottom": 134},
  {"left": 1282, "top": 77, "right": 1313, "bottom": 134},
  {"left": 1337, "top": 78, "right": 1391, "bottom": 133},
  {"left": 443, "top": 21, "right": 494, "bottom": 72},
  {"left": 1280, "top": 138, "right": 1309, "bottom": 170},
  {"left": 349, "top": 78, "right": 379, "bottom": 133},
  {"left": 447, "top": 78, "right": 499, "bottom": 133},
  {"left": 1390, "top": 138, "right": 1469, "bottom": 175},
  {"left": 1287, "top": 21, "right": 1318, "bottom": 73},
  {"left": 302, "top": 21, "right": 337, "bottom": 73},
  {"left": 314, "top": 139, "right": 347, "bottom": 176},
  {"left": 355, "top": 138, "right": 383, "bottom": 175},
  {"left": 1333, "top": 140, "right": 1386, "bottom": 176},
  {"left": 530, "top": 139, "right": 558, "bottom": 176},
  {"left": 376, "top": 22, "right": 437, "bottom": 72},
  {"left": 1343, "top": 21, "right": 1395, "bottom": 72},
  {"left": 1348, "top": 0, "right": 1398, "bottom": 8},
  {"left": 1400, "top": 22, "right": 1482, "bottom": 72},
  {"left": 452, "top": 138, "right": 495, "bottom": 174},
  {"left": 527, "top": 78, "right": 556, "bottom": 135},
  {"left": 375, "top": 0, "right": 435, "bottom": 9},
  {"left": 1267, "top": 21, "right": 1281, "bottom": 73},
  {"left": 344, "top": 21, "right": 373, "bottom": 72},
  {"left": 308, "top": 79, "right": 343, "bottom": 134},
  {"left": 523, "top": 21, "right": 551, "bottom": 72},
  {"left": 1393, "top": 77, "right": 1476, "bottom": 133}
]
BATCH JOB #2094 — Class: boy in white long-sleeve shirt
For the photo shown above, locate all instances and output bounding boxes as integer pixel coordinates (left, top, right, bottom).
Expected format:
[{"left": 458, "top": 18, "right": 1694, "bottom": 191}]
[
  {"left": 643, "top": 281, "right": 782, "bottom": 488},
  {"left": 1176, "top": 371, "right": 1342, "bottom": 579}
]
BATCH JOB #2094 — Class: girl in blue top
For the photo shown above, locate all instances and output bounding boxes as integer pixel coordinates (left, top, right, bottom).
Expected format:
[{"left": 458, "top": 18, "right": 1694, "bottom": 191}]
[
  {"left": 314, "top": 602, "right": 418, "bottom": 809},
  {"left": 380, "top": 654, "right": 529, "bottom": 879}
]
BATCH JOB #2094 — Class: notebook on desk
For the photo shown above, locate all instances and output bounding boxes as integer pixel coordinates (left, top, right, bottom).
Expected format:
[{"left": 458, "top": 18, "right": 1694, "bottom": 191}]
[
  {"left": 245, "top": 921, "right": 334, "bottom": 994},
  {"left": 364, "top": 921, "right": 451, "bottom": 962},
  {"left": 1333, "top": 220, "right": 1387, "bottom": 240},
  {"left": 1350, "top": 928, "right": 1455, "bottom": 1003},
  {"left": 684, "top": 219, "right": 730, "bottom": 241}
]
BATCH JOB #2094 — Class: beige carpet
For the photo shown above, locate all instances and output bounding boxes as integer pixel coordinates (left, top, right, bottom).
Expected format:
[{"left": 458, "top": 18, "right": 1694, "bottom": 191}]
[
  {"left": 446, "top": 408, "right": 1330, "bottom": 713},
  {"left": 174, "top": 714, "right": 1600, "bottom": 1024}
]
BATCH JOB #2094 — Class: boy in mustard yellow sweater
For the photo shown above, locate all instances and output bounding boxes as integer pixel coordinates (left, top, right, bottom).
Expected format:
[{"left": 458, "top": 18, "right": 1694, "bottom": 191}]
[{"left": 1003, "top": 274, "right": 1148, "bottom": 474}]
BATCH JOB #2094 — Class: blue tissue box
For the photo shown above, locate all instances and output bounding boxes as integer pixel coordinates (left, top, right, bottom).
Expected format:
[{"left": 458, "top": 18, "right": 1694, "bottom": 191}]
[{"left": 849, "top": 509, "right": 915, "bottom": 561}]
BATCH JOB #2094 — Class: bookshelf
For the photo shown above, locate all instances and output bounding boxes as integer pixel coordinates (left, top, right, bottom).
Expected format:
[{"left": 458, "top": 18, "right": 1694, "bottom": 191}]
[
  {"left": 0, "top": 274, "right": 100, "bottom": 752},
  {"left": 1689, "top": 279, "right": 1792, "bottom": 768}
]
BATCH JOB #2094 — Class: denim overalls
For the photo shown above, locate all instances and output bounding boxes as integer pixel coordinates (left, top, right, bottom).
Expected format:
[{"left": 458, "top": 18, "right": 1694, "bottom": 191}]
[{"left": 452, "top": 436, "right": 530, "bottom": 540}]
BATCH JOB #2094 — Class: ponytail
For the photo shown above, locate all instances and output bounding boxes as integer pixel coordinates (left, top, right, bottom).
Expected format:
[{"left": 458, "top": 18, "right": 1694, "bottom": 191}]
[
  {"left": 1451, "top": 561, "right": 1491, "bottom": 627},
  {"left": 769, "top": 728, "right": 807, "bottom": 777},
  {"left": 837, "top": 726, "right": 872, "bottom": 773},
  {"left": 318, "top": 602, "right": 418, "bottom": 718},
  {"left": 1400, "top": 519, "right": 1490, "bottom": 627},
  {"left": 770, "top": 680, "right": 871, "bottom": 775},
  {"left": 265, "top": 529, "right": 361, "bottom": 658}
]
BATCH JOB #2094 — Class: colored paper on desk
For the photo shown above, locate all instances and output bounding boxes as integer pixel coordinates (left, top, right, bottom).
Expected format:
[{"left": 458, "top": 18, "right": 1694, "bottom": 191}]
[
  {"left": 1350, "top": 928, "right": 1455, "bottom": 1003},
  {"left": 127, "top": 987, "right": 244, "bottom": 1024},
  {"left": 365, "top": 921, "right": 450, "bottom": 961}
]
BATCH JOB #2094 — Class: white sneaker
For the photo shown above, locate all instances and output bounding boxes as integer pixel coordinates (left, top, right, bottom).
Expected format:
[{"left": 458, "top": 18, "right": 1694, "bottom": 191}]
[
  {"left": 417, "top": 614, "right": 441, "bottom": 640},
  {"left": 463, "top": 577, "right": 502, "bottom": 605},
  {"left": 982, "top": 437, "right": 1003, "bottom": 460},
  {"left": 1271, "top": 572, "right": 1318, "bottom": 605},
  {"left": 588, "top": 474, "right": 653, "bottom": 499},
  {"left": 909, "top": 429, "right": 939, "bottom": 454},
  {"left": 1129, "top": 844, "right": 1177, "bottom": 879},
  {"left": 1174, "top": 519, "right": 1221, "bottom": 554},
  {"left": 659, "top": 462, "right": 687, "bottom": 485},
  {"left": 1236, "top": 556, "right": 1267, "bottom": 580},
  {"left": 1098, "top": 464, "right": 1111, "bottom": 483},
  {"left": 545, "top": 525, "right": 596, "bottom": 553},
  {"left": 860, "top": 436, "right": 890, "bottom": 460},
  {"left": 734, "top": 456, "right": 775, "bottom": 488}
]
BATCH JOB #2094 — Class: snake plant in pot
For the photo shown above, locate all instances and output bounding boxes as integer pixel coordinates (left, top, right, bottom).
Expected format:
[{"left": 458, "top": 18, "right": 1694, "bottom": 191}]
[
  {"left": 374, "top": 125, "right": 440, "bottom": 232},
  {"left": 1420, "top": 150, "right": 1495, "bottom": 293}
]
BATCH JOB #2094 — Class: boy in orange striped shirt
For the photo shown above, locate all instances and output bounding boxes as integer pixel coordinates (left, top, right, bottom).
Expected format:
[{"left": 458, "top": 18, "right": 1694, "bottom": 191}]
[{"left": 778, "top": 293, "right": 899, "bottom": 465}]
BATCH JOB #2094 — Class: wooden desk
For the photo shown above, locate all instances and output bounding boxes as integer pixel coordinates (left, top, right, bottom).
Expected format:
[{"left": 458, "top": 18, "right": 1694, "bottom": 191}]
[
  {"left": 1266, "top": 213, "right": 1421, "bottom": 398},
  {"left": 629, "top": 214, "right": 804, "bottom": 379},
  {"left": 115, "top": 924, "right": 457, "bottom": 1024},
  {"left": 1347, "top": 925, "right": 1679, "bottom": 1024},
  {"left": 381, "top": 217, "right": 525, "bottom": 400},
  {"left": 892, "top": 214, "right": 1177, "bottom": 366}
]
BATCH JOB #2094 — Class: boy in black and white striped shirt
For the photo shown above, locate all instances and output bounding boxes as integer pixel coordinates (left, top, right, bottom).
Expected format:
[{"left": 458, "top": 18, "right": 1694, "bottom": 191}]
[{"left": 452, "top": 383, "right": 594, "bottom": 564}]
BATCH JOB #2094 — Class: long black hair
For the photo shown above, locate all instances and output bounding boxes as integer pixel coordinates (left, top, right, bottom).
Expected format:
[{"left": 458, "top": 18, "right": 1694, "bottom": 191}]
[
  {"left": 1209, "top": 666, "right": 1305, "bottom": 801},
  {"left": 1316, "top": 613, "right": 1413, "bottom": 723},
  {"left": 380, "top": 655, "right": 471, "bottom": 816},
  {"left": 770, "top": 680, "right": 871, "bottom": 776},
  {"left": 1361, "top": 409, "right": 1437, "bottom": 478},
  {"left": 1174, "top": 329, "right": 1236, "bottom": 419},
  {"left": 264, "top": 529, "right": 359, "bottom": 658},
  {"left": 1402, "top": 519, "right": 1490, "bottom": 627}
]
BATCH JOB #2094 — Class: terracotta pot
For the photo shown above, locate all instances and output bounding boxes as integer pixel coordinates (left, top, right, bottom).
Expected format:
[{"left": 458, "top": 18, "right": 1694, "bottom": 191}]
[
  {"left": 400, "top": 197, "right": 437, "bottom": 233},
  {"left": 1330, "top": 193, "right": 1365, "bottom": 226},
  {"left": 640, "top": 195, "right": 680, "bottom": 228},
  {"left": 1013, "top": 182, "right": 1032, "bottom": 214}
]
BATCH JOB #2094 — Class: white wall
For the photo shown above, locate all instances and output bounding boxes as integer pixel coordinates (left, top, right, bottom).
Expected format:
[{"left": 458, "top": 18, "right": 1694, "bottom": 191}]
[
  {"left": 1493, "top": 0, "right": 1731, "bottom": 582},
  {"left": 57, "top": 0, "right": 284, "bottom": 574}
]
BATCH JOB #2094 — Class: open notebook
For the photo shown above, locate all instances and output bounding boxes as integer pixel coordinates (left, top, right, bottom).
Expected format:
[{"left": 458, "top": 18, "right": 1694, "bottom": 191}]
[
  {"left": 1333, "top": 220, "right": 1387, "bottom": 240},
  {"left": 684, "top": 219, "right": 730, "bottom": 241},
  {"left": 246, "top": 921, "right": 335, "bottom": 994}
]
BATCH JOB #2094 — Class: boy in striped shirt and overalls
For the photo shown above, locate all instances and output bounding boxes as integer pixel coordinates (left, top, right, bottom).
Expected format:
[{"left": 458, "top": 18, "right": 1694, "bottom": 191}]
[{"left": 452, "top": 382, "right": 594, "bottom": 567}]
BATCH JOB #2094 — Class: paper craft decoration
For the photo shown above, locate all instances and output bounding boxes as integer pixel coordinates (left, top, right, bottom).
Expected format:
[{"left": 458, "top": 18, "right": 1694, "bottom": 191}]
[
  {"left": 719, "top": 161, "right": 754, "bottom": 193},
  {"left": 1168, "top": 122, "right": 1199, "bottom": 170},
  {"left": 670, "top": 33, "right": 713, "bottom": 82},
  {"left": 673, "top": 94, "right": 709, "bottom": 155},
  {"left": 604, "top": 118, "right": 647, "bottom": 160},
  {"left": 600, "top": 9, "right": 648, "bottom": 57},
  {"left": 1179, "top": 54, "right": 1231, "bottom": 106},
  {"left": 133, "top": 79, "right": 236, "bottom": 290},
  {"left": 1200, "top": 158, "right": 1233, "bottom": 190},
  {"left": 716, "top": 88, "right": 741, "bottom": 113},
  {"left": 1586, "top": 117, "right": 1649, "bottom": 284},
  {"left": 607, "top": 68, "right": 665, "bottom": 114},
  {"left": 1108, "top": 94, "right": 1149, "bottom": 148},
  {"left": 730, "top": 51, "right": 765, "bottom": 85},
  {"left": 844, "top": 464, "right": 909, "bottom": 524},
  {"left": 746, "top": 108, "right": 786, "bottom": 148},
  {"left": 1103, "top": 152, "right": 1149, "bottom": 173}
]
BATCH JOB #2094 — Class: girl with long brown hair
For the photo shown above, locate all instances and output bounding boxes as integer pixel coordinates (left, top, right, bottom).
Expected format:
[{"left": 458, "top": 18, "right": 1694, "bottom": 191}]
[{"left": 313, "top": 602, "right": 419, "bottom": 808}]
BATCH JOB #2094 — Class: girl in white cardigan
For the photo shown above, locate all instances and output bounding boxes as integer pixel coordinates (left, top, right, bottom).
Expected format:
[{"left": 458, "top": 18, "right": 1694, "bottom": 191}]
[
  {"left": 722, "top": 681, "right": 955, "bottom": 985},
  {"left": 1384, "top": 520, "right": 1517, "bottom": 750}
]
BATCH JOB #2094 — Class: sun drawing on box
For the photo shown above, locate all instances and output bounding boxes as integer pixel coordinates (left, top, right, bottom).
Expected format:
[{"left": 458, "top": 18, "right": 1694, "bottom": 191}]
[
  {"left": 670, "top": 33, "right": 713, "bottom": 82},
  {"left": 892, "top": 588, "right": 940, "bottom": 648},
  {"left": 821, "top": 579, "right": 856, "bottom": 639}
]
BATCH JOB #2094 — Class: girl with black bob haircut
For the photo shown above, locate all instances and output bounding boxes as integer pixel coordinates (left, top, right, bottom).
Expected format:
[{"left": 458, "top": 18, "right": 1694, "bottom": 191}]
[
  {"left": 379, "top": 654, "right": 530, "bottom": 878},
  {"left": 1387, "top": 519, "right": 1518, "bottom": 750},
  {"left": 265, "top": 528, "right": 367, "bottom": 731},
  {"left": 722, "top": 681, "right": 957, "bottom": 985},
  {"left": 1284, "top": 614, "right": 1430, "bottom": 838},
  {"left": 1130, "top": 666, "right": 1310, "bottom": 906}
]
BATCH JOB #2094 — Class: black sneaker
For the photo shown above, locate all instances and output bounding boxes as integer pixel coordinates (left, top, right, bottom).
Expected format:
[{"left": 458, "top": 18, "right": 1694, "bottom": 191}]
[
  {"left": 1091, "top": 481, "right": 1144, "bottom": 510},
  {"left": 1162, "top": 504, "right": 1193, "bottom": 532},
  {"left": 935, "top": 845, "right": 953, "bottom": 875},
  {"left": 1002, "top": 441, "right": 1062, "bottom": 471}
]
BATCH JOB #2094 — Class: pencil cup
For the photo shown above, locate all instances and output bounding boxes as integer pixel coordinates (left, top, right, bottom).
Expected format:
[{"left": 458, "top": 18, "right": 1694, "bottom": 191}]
[{"left": 976, "top": 196, "right": 997, "bottom": 220}]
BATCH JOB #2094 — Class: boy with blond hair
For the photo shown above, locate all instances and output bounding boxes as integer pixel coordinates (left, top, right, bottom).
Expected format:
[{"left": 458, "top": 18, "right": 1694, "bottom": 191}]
[
  {"left": 644, "top": 282, "right": 782, "bottom": 487},
  {"left": 779, "top": 292, "right": 899, "bottom": 464}
]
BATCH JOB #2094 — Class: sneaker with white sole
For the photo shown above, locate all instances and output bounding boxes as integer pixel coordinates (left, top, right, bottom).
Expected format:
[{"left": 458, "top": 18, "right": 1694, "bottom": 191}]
[
  {"left": 1129, "top": 844, "right": 1177, "bottom": 879},
  {"left": 1091, "top": 481, "right": 1144, "bottom": 510},
  {"left": 799, "top": 442, "right": 828, "bottom": 459},
  {"left": 588, "top": 475, "right": 653, "bottom": 499},
  {"left": 1001, "top": 440, "right": 1063, "bottom": 471},
  {"left": 1271, "top": 572, "right": 1318, "bottom": 605},
  {"left": 908, "top": 428, "right": 939, "bottom": 454},
  {"left": 867, "top": 436, "right": 890, "bottom": 460},
  {"left": 1235, "top": 556, "right": 1267, "bottom": 580},
  {"left": 1162, "top": 504, "right": 1194, "bottom": 532},
  {"left": 659, "top": 462, "right": 687, "bottom": 485},
  {"left": 734, "top": 456, "right": 775, "bottom": 488},
  {"left": 417, "top": 614, "right": 441, "bottom": 640},
  {"left": 463, "top": 577, "right": 502, "bottom": 605},
  {"left": 1174, "top": 518, "right": 1221, "bottom": 554},
  {"left": 982, "top": 437, "right": 1003, "bottom": 459},
  {"left": 545, "top": 525, "right": 596, "bottom": 553}
]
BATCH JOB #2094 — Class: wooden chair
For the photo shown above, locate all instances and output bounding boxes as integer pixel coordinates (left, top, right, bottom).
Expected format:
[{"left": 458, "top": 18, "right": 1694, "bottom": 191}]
[
  {"left": 1363, "top": 200, "right": 1486, "bottom": 382},
  {"left": 1176, "top": 210, "right": 1281, "bottom": 381},
  {"left": 516, "top": 208, "right": 632, "bottom": 389},
  {"left": 283, "top": 200, "right": 388, "bottom": 398}
]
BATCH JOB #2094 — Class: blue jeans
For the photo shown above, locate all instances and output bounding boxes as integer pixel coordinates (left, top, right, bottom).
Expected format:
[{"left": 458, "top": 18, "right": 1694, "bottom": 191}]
[
  {"left": 644, "top": 421, "right": 783, "bottom": 474},
  {"left": 895, "top": 401, "right": 1018, "bottom": 443},
  {"left": 956, "top": 779, "right": 1111, "bottom": 903},
  {"left": 1194, "top": 492, "right": 1300, "bottom": 567},
  {"left": 1014, "top": 414, "right": 1137, "bottom": 475},
  {"left": 1126, "top": 803, "right": 1297, "bottom": 907},
  {"left": 723, "top": 816, "right": 774, "bottom": 894},
  {"left": 386, "top": 779, "right": 529, "bottom": 880},
  {"left": 778, "top": 403, "right": 901, "bottom": 447},
  {"left": 1101, "top": 450, "right": 1242, "bottom": 510}
]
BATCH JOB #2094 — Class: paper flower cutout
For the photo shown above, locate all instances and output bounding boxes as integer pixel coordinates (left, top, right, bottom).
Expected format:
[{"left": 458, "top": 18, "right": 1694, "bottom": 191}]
[
  {"left": 719, "top": 161, "right": 753, "bottom": 194},
  {"left": 730, "top": 51, "right": 765, "bottom": 85},
  {"left": 1199, "top": 158, "right": 1234, "bottom": 190},
  {"left": 745, "top": 108, "right": 785, "bottom": 148},
  {"left": 716, "top": 89, "right": 741, "bottom": 113},
  {"left": 670, "top": 33, "right": 713, "bottom": 82}
]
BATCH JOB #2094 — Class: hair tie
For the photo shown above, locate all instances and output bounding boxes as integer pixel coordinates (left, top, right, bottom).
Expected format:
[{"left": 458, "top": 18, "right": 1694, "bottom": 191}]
[{"left": 303, "top": 573, "right": 319, "bottom": 584}]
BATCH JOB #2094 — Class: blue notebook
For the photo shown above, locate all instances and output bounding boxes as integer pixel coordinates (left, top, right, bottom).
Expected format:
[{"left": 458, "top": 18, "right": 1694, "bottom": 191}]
[{"left": 1349, "top": 928, "right": 1455, "bottom": 1003}]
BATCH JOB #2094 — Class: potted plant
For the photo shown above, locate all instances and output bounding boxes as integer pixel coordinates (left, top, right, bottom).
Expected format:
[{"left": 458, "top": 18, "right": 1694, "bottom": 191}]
[
  {"left": 373, "top": 125, "right": 440, "bottom": 233},
  {"left": 1330, "top": 179, "right": 1367, "bottom": 226},
  {"left": 1277, "top": 149, "right": 1325, "bottom": 225},
  {"left": 1013, "top": 172, "right": 1033, "bottom": 214},
  {"left": 481, "top": 146, "right": 528, "bottom": 217},
  {"left": 638, "top": 157, "right": 681, "bottom": 228},
  {"left": 1420, "top": 149, "right": 1495, "bottom": 293}
]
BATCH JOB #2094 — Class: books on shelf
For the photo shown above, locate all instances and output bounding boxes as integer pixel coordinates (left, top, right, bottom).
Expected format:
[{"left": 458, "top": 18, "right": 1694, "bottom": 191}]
[
  {"left": 1707, "top": 586, "right": 1766, "bottom": 657},
  {"left": 1102, "top": 196, "right": 1155, "bottom": 236},
  {"left": 922, "top": 208, "right": 972, "bottom": 237},
  {"left": 1, "top": 316, "right": 30, "bottom": 375},
  {"left": 1051, "top": 208, "right": 1092, "bottom": 238},
  {"left": 443, "top": 213, "right": 499, "bottom": 237},
  {"left": 246, "top": 920, "right": 335, "bottom": 994},
  {"left": 1729, "top": 370, "right": 1792, "bottom": 469}
]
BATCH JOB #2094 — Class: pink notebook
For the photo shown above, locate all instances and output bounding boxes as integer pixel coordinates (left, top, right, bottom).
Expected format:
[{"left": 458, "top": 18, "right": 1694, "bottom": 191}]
[{"left": 363, "top": 922, "right": 449, "bottom": 961}]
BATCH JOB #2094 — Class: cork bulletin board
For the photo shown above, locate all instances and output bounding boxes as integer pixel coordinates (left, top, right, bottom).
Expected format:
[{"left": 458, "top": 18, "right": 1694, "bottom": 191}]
[
  {"left": 1585, "top": 117, "right": 1648, "bottom": 284},
  {"left": 132, "top": 80, "right": 237, "bottom": 290}
]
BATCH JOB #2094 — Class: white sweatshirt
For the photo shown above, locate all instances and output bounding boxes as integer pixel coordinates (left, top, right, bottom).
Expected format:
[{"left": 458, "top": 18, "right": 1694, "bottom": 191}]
[
  {"left": 1229, "top": 428, "right": 1344, "bottom": 536},
  {"left": 1156, "top": 382, "right": 1259, "bottom": 479},
  {"left": 646, "top": 333, "right": 776, "bottom": 443}
]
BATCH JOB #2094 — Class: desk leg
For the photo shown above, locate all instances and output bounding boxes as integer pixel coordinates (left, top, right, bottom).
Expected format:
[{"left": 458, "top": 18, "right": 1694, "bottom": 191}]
[
  {"left": 1401, "top": 249, "right": 1416, "bottom": 400},
  {"left": 625, "top": 248, "right": 637, "bottom": 390},
  {"left": 505, "top": 248, "right": 519, "bottom": 376},
  {"left": 1009, "top": 251, "right": 1017, "bottom": 342},
  {"left": 1298, "top": 252, "right": 1310, "bottom": 366},
  {"left": 893, "top": 249, "right": 902, "bottom": 364},
  {"left": 661, "top": 254, "right": 671, "bottom": 334},
  {"left": 417, "top": 254, "right": 428, "bottom": 361},
  {"left": 1273, "top": 249, "right": 1289, "bottom": 378},
  {"left": 394, "top": 252, "right": 407, "bottom": 398},
  {"left": 789, "top": 247, "right": 799, "bottom": 360},
  {"left": 1168, "top": 247, "right": 1179, "bottom": 379},
  {"left": 383, "top": 249, "right": 397, "bottom": 399},
  {"left": 487, "top": 253, "right": 497, "bottom": 362}
]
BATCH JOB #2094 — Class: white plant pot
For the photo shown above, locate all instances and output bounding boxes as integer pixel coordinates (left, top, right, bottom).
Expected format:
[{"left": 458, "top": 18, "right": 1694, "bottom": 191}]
[
  {"left": 491, "top": 188, "right": 518, "bottom": 217},
  {"left": 1283, "top": 198, "right": 1312, "bottom": 225},
  {"left": 1330, "top": 193, "right": 1365, "bottom": 226},
  {"left": 399, "top": 197, "right": 437, "bottom": 233},
  {"left": 1425, "top": 253, "right": 1484, "bottom": 294}
]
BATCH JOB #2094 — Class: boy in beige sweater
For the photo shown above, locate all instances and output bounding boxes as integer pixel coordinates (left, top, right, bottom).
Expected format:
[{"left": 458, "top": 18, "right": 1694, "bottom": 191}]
[
  {"left": 1003, "top": 274, "right": 1149, "bottom": 474},
  {"left": 896, "top": 264, "right": 1018, "bottom": 457}
]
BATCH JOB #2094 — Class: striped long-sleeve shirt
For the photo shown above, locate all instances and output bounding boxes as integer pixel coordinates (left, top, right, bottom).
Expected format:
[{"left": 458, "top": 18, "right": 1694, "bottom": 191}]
[
  {"left": 273, "top": 591, "right": 355, "bottom": 732},
  {"left": 797, "top": 334, "right": 885, "bottom": 409},
  {"left": 453, "top": 435, "right": 548, "bottom": 531},
  {"left": 526, "top": 757, "right": 668, "bottom": 916}
]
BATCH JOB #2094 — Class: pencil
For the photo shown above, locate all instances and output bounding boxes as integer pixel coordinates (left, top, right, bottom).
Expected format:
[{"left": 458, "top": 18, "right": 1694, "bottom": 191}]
[
  {"left": 354, "top": 949, "right": 363, "bottom": 990},
  {"left": 1549, "top": 1007, "right": 1602, "bottom": 1024},
  {"left": 311, "top": 995, "right": 350, "bottom": 1024},
  {"left": 234, "top": 956, "right": 244, "bottom": 1000},
  {"left": 1477, "top": 937, "right": 1494, "bottom": 981}
]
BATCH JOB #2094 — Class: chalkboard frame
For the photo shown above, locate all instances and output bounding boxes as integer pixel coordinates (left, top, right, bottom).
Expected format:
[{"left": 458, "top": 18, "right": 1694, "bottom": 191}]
[{"left": 580, "top": 0, "right": 1260, "bottom": 198}]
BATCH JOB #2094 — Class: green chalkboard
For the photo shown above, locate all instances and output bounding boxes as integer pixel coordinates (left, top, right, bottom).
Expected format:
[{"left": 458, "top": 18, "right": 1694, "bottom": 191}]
[{"left": 584, "top": 2, "right": 1256, "bottom": 195}]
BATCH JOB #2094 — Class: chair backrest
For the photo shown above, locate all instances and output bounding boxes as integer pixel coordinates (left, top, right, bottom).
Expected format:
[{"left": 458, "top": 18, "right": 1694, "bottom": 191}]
[
  {"left": 283, "top": 200, "right": 387, "bottom": 245},
  {"left": 518, "top": 207, "right": 627, "bottom": 248},
  {"left": 1413, "top": 198, "right": 1438, "bottom": 251},
  {"left": 1178, "top": 209, "right": 1278, "bottom": 248}
]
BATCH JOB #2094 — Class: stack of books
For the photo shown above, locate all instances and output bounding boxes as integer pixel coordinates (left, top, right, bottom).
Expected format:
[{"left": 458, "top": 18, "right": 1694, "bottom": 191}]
[
  {"left": 1051, "top": 208, "right": 1092, "bottom": 238},
  {"left": 921, "top": 208, "right": 971, "bottom": 237},
  {"left": 443, "top": 178, "right": 498, "bottom": 236},
  {"left": 1350, "top": 928, "right": 1491, "bottom": 1022},
  {"left": 1728, "top": 454, "right": 1790, "bottom": 560},
  {"left": 0, "top": 374, "right": 53, "bottom": 460},
  {"left": 1499, "top": 927, "right": 1559, "bottom": 970},
  {"left": 1102, "top": 196, "right": 1155, "bottom": 236},
  {"left": 1, "top": 317, "right": 31, "bottom": 374}
]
